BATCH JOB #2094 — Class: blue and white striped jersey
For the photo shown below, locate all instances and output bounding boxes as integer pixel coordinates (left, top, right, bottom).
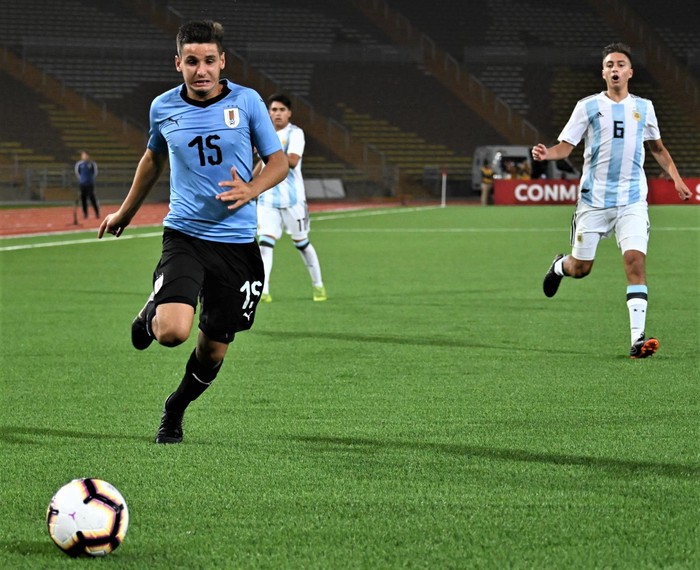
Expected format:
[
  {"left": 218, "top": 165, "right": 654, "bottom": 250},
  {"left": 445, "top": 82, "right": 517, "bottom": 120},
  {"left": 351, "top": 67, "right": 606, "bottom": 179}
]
[
  {"left": 147, "top": 79, "right": 281, "bottom": 243},
  {"left": 559, "top": 92, "right": 660, "bottom": 207},
  {"left": 258, "top": 123, "right": 306, "bottom": 208}
]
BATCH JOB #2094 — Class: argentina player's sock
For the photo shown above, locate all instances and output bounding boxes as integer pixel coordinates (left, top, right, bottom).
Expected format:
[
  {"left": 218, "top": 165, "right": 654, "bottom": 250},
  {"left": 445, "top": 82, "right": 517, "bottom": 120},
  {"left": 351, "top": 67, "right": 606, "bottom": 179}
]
[
  {"left": 295, "top": 239, "right": 323, "bottom": 286},
  {"left": 626, "top": 284, "right": 648, "bottom": 344},
  {"left": 259, "top": 237, "right": 275, "bottom": 294}
]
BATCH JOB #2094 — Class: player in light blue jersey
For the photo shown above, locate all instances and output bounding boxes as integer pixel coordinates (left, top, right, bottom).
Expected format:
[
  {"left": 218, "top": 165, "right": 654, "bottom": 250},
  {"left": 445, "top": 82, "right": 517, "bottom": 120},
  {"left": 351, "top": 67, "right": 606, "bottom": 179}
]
[
  {"left": 98, "top": 20, "right": 288, "bottom": 443},
  {"left": 255, "top": 93, "right": 327, "bottom": 303},
  {"left": 532, "top": 42, "right": 691, "bottom": 358}
]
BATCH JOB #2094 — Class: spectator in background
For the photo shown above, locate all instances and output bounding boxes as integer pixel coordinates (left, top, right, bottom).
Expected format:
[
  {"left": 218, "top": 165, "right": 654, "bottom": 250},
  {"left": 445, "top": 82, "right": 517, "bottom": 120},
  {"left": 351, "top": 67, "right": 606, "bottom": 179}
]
[
  {"left": 74, "top": 150, "right": 99, "bottom": 218},
  {"left": 516, "top": 160, "right": 531, "bottom": 179},
  {"left": 480, "top": 159, "right": 494, "bottom": 206},
  {"left": 503, "top": 160, "right": 518, "bottom": 180},
  {"left": 533, "top": 42, "right": 691, "bottom": 359}
]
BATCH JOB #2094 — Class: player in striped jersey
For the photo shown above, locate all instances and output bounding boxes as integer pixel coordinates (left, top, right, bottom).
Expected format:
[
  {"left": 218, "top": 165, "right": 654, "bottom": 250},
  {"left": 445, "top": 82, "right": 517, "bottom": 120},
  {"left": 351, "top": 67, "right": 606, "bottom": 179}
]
[
  {"left": 532, "top": 42, "right": 691, "bottom": 358},
  {"left": 255, "top": 94, "right": 327, "bottom": 303}
]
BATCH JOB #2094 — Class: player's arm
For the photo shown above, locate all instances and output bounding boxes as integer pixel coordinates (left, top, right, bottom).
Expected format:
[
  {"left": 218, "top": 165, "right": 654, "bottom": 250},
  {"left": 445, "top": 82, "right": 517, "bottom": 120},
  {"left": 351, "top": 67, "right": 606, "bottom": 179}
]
[
  {"left": 98, "top": 149, "right": 168, "bottom": 238},
  {"left": 531, "top": 141, "right": 574, "bottom": 162},
  {"left": 250, "top": 146, "right": 266, "bottom": 178},
  {"left": 255, "top": 149, "right": 299, "bottom": 170},
  {"left": 286, "top": 127, "right": 304, "bottom": 169},
  {"left": 255, "top": 150, "right": 288, "bottom": 192},
  {"left": 646, "top": 138, "right": 692, "bottom": 200},
  {"left": 217, "top": 149, "right": 288, "bottom": 210}
]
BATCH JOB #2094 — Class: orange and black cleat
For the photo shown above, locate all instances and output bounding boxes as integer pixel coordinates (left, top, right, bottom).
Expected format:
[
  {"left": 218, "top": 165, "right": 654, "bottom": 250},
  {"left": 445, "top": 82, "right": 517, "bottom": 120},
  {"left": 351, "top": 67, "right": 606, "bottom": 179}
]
[{"left": 630, "top": 334, "right": 659, "bottom": 359}]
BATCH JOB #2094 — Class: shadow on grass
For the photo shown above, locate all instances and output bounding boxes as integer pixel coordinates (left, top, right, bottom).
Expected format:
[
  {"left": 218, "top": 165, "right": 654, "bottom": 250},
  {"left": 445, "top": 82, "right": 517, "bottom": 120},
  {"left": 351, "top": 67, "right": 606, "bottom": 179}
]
[
  {"left": 0, "top": 426, "right": 149, "bottom": 444},
  {"left": 0, "top": 539, "right": 53, "bottom": 556},
  {"left": 291, "top": 435, "right": 699, "bottom": 480},
  {"left": 254, "top": 330, "right": 589, "bottom": 355}
]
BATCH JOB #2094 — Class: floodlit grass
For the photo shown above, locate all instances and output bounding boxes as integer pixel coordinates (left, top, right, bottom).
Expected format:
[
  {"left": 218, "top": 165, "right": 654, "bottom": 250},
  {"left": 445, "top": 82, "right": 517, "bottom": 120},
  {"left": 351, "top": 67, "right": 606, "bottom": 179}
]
[{"left": 0, "top": 205, "right": 698, "bottom": 569}]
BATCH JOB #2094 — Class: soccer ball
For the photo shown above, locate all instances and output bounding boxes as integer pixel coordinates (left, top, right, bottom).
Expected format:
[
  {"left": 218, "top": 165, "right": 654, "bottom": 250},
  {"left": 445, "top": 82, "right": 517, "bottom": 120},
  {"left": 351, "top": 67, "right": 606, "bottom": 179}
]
[{"left": 46, "top": 478, "right": 129, "bottom": 557}]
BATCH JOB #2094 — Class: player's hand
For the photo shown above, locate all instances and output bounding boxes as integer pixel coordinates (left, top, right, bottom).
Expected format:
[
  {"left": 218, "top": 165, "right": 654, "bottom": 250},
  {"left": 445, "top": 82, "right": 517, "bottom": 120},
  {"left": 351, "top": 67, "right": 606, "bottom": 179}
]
[
  {"left": 216, "top": 167, "right": 257, "bottom": 210},
  {"left": 531, "top": 143, "right": 548, "bottom": 161},
  {"left": 97, "top": 213, "right": 127, "bottom": 239},
  {"left": 675, "top": 180, "right": 692, "bottom": 201}
]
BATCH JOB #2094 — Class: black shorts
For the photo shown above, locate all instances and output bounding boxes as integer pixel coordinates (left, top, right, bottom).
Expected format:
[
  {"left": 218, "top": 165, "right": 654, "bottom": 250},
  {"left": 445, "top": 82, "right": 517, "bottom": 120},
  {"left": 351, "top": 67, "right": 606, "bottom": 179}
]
[{"left": 151, "top": 228, "right": 264, "bottom": 344}]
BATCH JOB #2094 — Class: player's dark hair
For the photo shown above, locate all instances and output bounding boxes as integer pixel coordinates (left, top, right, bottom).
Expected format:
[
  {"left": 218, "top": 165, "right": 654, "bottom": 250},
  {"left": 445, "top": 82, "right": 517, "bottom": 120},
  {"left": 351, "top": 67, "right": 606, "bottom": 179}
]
[
  {"left": 267, "top": 93, "right": 292, "bottom": 110},
  {"left": 177, "top": 20, "right": 225, "bottom": 55},
  {"left": 602, "top": 42, "right": 633, "bottom": 66}
]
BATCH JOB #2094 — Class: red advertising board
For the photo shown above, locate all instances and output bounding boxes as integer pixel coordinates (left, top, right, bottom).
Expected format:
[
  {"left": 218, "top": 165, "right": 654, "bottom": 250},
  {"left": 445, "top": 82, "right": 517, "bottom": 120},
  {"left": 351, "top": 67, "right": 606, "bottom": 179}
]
[
  {"left": 648, "top": 179, "right": 700, "bottom": 205},
  {"left": 494, "top": 179, "right": 700, "bottom": 205}
]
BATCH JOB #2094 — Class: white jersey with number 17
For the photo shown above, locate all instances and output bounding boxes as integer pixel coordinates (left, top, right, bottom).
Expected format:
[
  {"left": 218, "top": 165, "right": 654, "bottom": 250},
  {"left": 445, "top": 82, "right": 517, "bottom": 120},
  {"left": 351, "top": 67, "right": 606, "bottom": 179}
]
[
  {"left": 258, "top": 123, "right": 305, "bottom": 209},
  {"left": 558, "top": 92, "right": 660, "bottom": 208}
]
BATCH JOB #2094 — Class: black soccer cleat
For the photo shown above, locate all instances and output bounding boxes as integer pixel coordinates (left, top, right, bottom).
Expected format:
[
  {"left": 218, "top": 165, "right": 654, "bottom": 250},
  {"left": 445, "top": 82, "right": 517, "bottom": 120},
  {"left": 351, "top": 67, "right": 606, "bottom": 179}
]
[
  {"left": 543, "top": 254, "right": 565, "bottom": 298},
  {"left": 155, "top": 397, "right": 184, "bottom": 444},
  {"left": 630, "top": 334, "right": 659, "bottom": 359},
  {"left": 131, "top": 293, "right": 155, "bottom": 350}
]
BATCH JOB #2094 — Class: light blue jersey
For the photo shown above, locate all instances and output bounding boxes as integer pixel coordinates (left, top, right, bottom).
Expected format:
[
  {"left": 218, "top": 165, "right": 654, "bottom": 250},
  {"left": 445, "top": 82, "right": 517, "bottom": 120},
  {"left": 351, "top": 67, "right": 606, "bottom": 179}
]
[
  {"left": 559, "top": 92, "right": 660, "bottom": 208},
  {"left": 148, "top": 80, "right": 281, "bottom": 242},
  {"left": 258, "top": 123, "right": 306, "bottom": 208}
]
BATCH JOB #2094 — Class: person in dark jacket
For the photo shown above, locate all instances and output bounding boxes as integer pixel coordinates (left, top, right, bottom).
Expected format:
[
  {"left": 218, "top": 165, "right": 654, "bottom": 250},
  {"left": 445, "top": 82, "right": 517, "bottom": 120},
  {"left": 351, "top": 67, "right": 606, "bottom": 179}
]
[{"left": 74, "top": 151, "right": 99, "bottom": 218}]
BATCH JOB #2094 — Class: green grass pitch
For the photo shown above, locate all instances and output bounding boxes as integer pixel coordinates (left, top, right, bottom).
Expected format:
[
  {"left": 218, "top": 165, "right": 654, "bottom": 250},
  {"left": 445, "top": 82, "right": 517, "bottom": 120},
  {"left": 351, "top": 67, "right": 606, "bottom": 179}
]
[{"left": 0, "top": 205, "right": 698, "bottom": 569}]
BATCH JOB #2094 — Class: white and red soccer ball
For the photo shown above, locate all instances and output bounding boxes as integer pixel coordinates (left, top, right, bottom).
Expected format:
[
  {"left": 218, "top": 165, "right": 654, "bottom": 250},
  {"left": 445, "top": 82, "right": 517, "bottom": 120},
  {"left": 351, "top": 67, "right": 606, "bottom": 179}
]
[{"left": 46, "top": 478, "right": 129, "bottom": 557}]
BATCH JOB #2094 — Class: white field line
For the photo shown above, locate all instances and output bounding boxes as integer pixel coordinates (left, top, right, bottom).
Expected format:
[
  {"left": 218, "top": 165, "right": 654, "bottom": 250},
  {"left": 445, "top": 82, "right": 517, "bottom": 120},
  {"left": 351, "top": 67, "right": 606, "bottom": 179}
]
[
  {"left": 0, "top": 204, "right": 697, "bottom": 253},
  {"left": 0, "top": 206, "right": 428, "bottom": 247},
  {"left": 0, "top": 231, "right": 162, "bottom": 251}
]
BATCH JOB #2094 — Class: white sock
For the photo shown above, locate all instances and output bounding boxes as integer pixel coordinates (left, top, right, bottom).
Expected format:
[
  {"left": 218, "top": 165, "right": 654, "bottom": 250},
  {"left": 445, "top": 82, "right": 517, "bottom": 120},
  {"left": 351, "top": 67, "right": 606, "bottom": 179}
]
[
  {"left": 627, "top": 298, "right": 647, "bottom": 344},
  {"left": 259, "top": 241, "right": 274, "bottom": 295},
  {"left": 554, "top": 256, "right": 567, "bottom": 276},
  {"left": 296, "top": 241, "right": 323, "bottom": 287},
  {"left": 626, "top": 284, "right": 648, "bottom": 344}
]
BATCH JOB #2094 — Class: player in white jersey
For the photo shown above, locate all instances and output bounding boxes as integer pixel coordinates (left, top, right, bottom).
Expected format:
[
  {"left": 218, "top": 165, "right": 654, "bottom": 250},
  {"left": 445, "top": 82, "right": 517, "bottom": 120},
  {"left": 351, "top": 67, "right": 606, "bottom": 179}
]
[
  {"left": 532, "top": 42, "right": 691, "bottom": 358},
  {"left": 97, "top": 21, "right": 287, "bottom": 443},
  {"left": 256, "top": 93, "right": 327, "bottom": 302}
]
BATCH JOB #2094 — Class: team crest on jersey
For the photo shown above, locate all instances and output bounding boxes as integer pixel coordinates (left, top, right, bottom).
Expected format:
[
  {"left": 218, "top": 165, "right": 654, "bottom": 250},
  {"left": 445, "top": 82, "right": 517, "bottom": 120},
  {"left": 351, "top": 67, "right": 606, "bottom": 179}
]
[
  {"left": 632, "top": 110, "right": 641, "bottom": 122},
  {"left": 224, "top": 107, "right": 240, "bottom": 128}
]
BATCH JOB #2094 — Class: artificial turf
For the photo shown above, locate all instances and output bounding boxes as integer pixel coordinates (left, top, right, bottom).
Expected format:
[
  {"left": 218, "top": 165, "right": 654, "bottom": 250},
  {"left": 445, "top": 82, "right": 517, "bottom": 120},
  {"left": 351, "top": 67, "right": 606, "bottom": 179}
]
[{"left": 0, "top": 204, "right": 697, "bottom": 568}]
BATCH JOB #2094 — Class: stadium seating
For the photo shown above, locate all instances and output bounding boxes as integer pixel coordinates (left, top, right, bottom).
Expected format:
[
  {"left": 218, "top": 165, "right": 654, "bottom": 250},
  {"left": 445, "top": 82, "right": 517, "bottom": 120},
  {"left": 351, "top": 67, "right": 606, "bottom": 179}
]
[
  {"left": 2, "top": 0, "right": 699, "bottom": 203},
  {"left": 163, "top": 0, "right": 493, "bottom": 193},
  {"left": 617, "top": 2, "right": 700, "bottom": 79}
]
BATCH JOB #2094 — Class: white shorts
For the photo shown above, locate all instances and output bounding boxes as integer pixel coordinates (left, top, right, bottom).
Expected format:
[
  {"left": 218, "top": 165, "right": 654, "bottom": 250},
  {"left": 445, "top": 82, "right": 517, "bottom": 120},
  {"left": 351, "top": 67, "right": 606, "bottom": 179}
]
[
  {"left": 570, "top": 201, "right": 649, "bottom": 261},
  {"left": 257, "top": 202, "right": 310, "bottom": 241}
]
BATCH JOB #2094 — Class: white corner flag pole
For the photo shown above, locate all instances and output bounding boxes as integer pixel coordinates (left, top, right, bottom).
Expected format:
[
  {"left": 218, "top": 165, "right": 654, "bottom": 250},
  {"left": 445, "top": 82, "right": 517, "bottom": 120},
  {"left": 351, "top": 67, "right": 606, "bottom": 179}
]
[{"left": 440, "top": 169, "right": 447, "bottom": 208}]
